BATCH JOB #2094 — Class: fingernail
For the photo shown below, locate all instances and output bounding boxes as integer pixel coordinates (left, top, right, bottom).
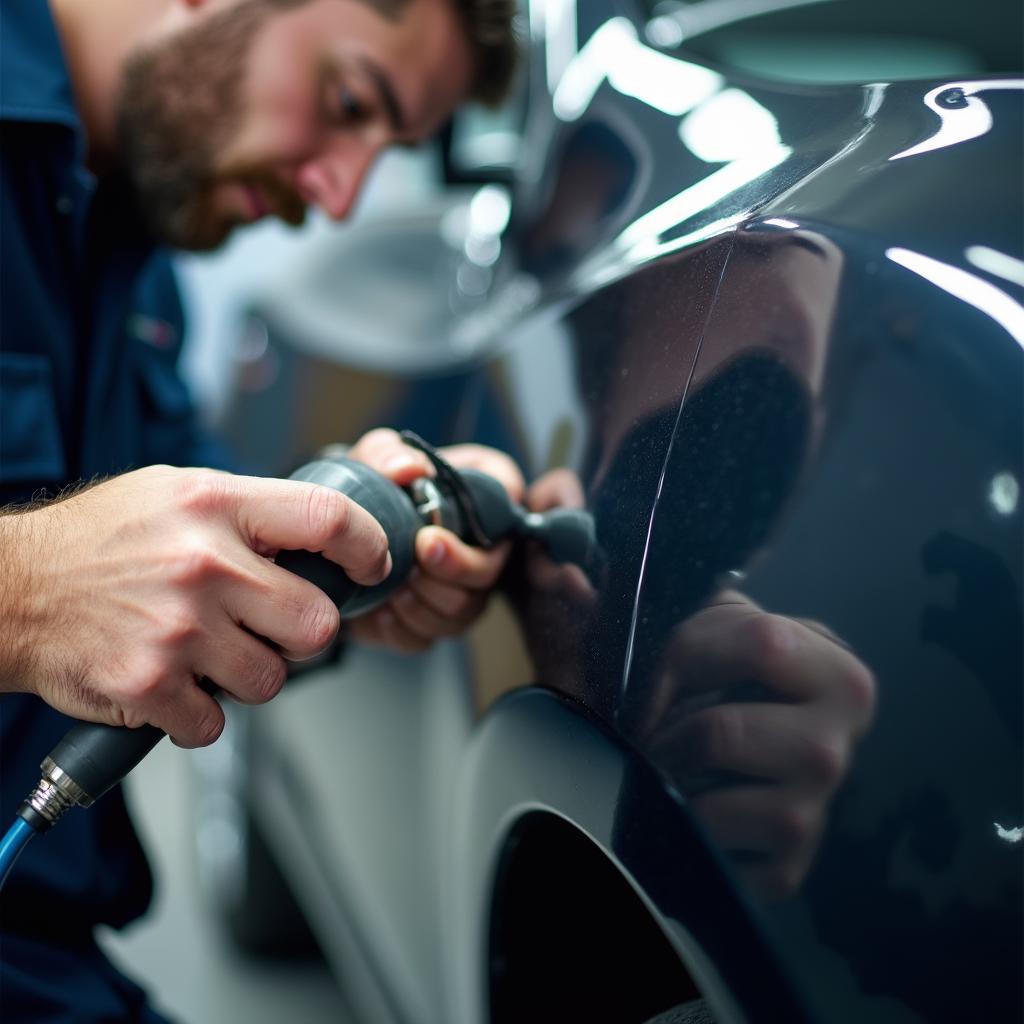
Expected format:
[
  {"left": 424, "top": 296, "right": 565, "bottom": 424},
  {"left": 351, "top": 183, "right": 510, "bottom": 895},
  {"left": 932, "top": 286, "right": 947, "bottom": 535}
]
[
  {"left": 426, "top": 539, "right": 445, "bottom": 565},
  {"left": 382, "top": 551, "right": 394, "bottom": 579}
]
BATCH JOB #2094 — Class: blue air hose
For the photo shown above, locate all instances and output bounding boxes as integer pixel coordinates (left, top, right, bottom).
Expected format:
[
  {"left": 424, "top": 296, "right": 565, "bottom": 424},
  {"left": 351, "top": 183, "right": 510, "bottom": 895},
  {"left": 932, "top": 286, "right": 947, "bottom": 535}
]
[{"left": 0, "top": 817, "right": 37, "bottom": 890}]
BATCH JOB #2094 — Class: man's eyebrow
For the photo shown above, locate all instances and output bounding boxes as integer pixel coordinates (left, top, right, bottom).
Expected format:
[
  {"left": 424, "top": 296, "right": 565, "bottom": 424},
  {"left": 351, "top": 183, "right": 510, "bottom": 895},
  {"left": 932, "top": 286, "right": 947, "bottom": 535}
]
[{"left": 357, "top": 56, "right": 407, "bottom": 135}]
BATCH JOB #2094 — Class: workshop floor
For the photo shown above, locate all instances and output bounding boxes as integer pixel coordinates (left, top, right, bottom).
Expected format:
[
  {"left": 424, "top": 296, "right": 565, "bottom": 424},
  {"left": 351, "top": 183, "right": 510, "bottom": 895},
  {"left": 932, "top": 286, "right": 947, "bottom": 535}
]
[{"left": 98, "top": 739, "right": 350, "bottom": 1024}]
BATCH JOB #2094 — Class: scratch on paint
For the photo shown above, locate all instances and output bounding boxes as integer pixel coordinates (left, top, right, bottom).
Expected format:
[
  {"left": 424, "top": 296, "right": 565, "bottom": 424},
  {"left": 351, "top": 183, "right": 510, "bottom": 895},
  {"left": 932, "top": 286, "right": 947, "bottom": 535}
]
[{"left": 993, "top": 823, "right": 1023, "bottom": 843}]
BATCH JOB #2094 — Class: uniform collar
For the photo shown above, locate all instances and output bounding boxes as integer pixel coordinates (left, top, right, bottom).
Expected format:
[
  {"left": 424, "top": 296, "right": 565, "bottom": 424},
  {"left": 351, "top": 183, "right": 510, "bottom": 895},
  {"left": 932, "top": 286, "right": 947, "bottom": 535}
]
[{"left": 1, "top": 0, "right": 82, "bottom": 132}]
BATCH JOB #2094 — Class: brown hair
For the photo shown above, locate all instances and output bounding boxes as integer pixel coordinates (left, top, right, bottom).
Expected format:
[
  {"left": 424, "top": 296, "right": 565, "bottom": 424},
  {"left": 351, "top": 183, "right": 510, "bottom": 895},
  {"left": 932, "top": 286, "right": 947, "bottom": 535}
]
[{"left": 268, "top": 0, "right": 519, "bottom": 107}]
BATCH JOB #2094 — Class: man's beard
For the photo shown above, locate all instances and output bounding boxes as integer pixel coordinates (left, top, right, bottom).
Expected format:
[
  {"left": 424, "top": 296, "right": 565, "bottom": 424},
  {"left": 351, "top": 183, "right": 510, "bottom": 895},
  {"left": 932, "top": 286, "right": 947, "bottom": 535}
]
[{"left": 116, "top": 0, "right": 306, "bottom": 251}]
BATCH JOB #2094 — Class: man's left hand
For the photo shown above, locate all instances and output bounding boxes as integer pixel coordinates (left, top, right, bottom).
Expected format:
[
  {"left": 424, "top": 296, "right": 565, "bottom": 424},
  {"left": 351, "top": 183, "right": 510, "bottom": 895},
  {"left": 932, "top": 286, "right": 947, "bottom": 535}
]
[{"left": 345, "top": 429, "right": 524, "bottom": 652}]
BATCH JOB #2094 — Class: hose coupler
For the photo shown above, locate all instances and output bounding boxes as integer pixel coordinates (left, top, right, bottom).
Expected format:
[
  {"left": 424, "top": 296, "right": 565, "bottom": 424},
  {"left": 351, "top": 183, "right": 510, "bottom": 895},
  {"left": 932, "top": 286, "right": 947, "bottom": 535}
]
[{"left": 17, "top": 756, "right": 92, "bottom": 833}]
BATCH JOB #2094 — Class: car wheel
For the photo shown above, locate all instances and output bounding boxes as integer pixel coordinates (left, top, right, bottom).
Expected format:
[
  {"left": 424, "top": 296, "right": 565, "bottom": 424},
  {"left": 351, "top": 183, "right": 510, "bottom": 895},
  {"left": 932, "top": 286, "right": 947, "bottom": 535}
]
[{"left": 191, "top": 703, "right": 319, "bottom": 959}]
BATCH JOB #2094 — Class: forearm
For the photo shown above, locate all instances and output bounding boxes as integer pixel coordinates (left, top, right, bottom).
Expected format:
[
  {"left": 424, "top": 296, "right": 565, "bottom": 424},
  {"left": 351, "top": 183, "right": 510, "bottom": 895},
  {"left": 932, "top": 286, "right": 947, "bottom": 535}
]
[{"left": 0, "top": 506, "right": 46, "bottom": 693}]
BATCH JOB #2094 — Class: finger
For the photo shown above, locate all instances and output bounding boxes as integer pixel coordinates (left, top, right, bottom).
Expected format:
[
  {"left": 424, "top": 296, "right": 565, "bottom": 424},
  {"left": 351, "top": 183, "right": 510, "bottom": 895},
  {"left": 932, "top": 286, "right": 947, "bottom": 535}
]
[
  {"left": 194, "top": 624, "right": 288, "bottom": 706},
  {"left": 221, "top": 556, "right": 341, "bottom": 661},
  {"left": 740, "top": 856, "right": 816, "bottom": 904},
  {"left": 664, "top": 606, "right": 872, "bottom": 707},
  {"left": 144, "top": 680, "right": 225, "bottom": 749},
  {"left": 403, "top": 569, "right": 477, "bottom": 618},
  {"left": 648, "top": 703, "right": 847, "bottom": 792},
  {"left": 390, "top": 582, "right": 486, "bottom": 640},
  {"left": 347, "top": 427, "right": 433, "bottom": 486},
  {"left": 527, "top": 468, "right": 585, "bottom": 512},
  {"left": 417, "top": 529, "right": 510, "bottom": 590},
  {"left": 348, "top": 606, "right": 432, "bottom": 654},
  {"left": 525, "top": 549, "right": 597, "bottom": 603},
  {"left": 228, "top": 475, "right": 392, "bottom": 586},
  {"left": 689, "top": 787, "right": 824, "bottom": 865},
  {"left": 438, "top": 444, "right": 525, "bottom": 502}
]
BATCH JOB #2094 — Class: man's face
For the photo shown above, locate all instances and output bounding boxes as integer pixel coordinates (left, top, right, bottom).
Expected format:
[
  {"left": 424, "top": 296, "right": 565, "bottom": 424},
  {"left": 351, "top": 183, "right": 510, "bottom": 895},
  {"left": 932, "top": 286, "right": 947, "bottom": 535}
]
[{"left": 117, "top": 0, "right": 473, "bottom": 250}]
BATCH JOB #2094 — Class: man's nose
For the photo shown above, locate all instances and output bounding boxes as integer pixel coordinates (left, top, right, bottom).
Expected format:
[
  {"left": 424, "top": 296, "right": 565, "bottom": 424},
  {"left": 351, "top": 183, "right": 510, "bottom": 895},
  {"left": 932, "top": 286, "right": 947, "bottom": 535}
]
[{"left": 295, "top": 140, "right": 378, "bottom": 221}]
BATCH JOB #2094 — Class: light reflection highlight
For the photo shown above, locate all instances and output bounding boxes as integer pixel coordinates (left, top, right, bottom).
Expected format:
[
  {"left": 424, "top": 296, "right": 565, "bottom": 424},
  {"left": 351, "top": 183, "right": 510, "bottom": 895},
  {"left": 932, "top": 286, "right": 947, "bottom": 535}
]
[
  {"left": 617, "top": 88, "right": 788, "bottom": 252},
  {"left": 681, "top": 87, "right": 785, "bottom": 162},
  {"left": 553, "top": 18, "right": 721, "bottom": 122},
  {"left": 886, "top": 247, "right": 1024, "bottom": 346},
  {"left": 540, "top": 0, "right": 578, "bottom": 94},
  {"left": 619, "top": 146, "right": 789, "bottom": 251},
  {"left": 890, "top": 80, "right": 1024, "bottom": 161},
  {"left": 469, "top": 184, "right": 512, "bottom": 238},
  {"left": 966, "top": 246, "right": 1024, "bottom": 288},
  {"left": 647, "top": 0, "right": 841, "bottom": 46},
  {"left": 989, "top": 473, "right": 1020, "bottom": 517}
]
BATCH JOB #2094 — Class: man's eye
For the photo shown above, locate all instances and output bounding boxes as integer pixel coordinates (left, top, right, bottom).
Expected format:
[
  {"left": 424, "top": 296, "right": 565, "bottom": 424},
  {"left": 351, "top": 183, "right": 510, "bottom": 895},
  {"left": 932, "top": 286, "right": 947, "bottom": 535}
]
[{"left": 336, "top": 87, "right": 364, "bottom": 122}]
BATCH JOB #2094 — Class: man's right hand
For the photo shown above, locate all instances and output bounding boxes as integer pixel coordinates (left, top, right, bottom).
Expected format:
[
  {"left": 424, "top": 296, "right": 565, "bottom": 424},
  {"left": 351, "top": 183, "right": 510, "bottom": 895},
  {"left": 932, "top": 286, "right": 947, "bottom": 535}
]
[{"left": 0, "top": 466, "right": 391, "bottom": 747}]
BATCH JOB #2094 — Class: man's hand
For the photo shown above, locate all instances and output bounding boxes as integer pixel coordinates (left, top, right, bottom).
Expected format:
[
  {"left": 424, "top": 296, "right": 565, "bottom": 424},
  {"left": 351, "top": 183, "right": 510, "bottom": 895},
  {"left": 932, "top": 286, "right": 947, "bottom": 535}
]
[
  {"left": 345, "top": 429, "right": 524, "bottom": 653},
  {"left": 0, "top": 466, "right": 391, "bottom": 747},
  {"left": 641, "top": 592, "right": 876, "bottom": 901}
]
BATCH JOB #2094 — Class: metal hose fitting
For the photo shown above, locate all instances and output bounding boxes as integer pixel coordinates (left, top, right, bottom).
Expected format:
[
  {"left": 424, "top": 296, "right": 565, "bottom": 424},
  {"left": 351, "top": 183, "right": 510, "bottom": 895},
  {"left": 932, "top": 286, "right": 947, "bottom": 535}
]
[{"left": 18, "top": 756, "right": 93, "bottom": 832}]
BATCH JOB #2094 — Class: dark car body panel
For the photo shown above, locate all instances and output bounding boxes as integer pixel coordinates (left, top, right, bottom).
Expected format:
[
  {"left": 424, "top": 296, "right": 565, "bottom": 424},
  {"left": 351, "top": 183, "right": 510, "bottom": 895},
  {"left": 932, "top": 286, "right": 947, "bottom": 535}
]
[{"left": 215, "top": 3, "right": 1022, "bottom": 1020}]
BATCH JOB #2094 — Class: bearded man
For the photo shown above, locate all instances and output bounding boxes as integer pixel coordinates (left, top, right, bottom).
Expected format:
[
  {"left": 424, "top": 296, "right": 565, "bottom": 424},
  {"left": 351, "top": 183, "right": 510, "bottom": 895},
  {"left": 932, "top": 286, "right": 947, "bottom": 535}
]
[{"left": 0, "top": 0, "right": 517, "bottom": 1017}]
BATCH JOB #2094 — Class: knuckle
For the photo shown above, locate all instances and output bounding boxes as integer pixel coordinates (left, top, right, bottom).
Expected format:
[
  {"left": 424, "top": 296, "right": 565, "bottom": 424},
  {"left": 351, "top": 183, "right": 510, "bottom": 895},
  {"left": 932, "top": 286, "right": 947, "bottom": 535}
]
[
  {"left": 842, "top": 660, "right": 877, "bottom": 723},
  {"left": 174, "top": 469, "right": 229, "bottom": 516},
  {"left": 804, "top": 735, "right": 846, "bottom": 789},
  {"left": 121, "top": 707, "right": 150, "bottom": 730},
  {"left": 158, "top": 602, "right": 202, "bottom": 647},
  {"left": 771, "top": 804, "right": 816, "bottom": 856},
  {"left": 251, "top": 654, "right": 287, "bottom": 703},
  {"left": 302, "top": 597, "right": 340, "bottom": 652},
  {"left": 193, "top": 709, "right": 226, "bottom": 747},
  {"left": 303, "top": 486, "right": 348, "bottom": 547},
  {"left": 743, "top": 614, "right": 796, "bottom": 667},
  {"left": 123, "top": 655, "right": 173, "bottom": 704},
  {"left": 166, "top": 537, "right": 224, "bottom": 588}
]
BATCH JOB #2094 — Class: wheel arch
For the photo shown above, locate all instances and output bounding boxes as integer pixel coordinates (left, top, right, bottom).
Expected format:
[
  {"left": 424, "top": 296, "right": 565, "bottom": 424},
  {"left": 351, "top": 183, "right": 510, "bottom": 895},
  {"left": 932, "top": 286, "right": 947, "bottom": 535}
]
[{"left": 448, "top": 687, "right": 814, "bottom": 1024}]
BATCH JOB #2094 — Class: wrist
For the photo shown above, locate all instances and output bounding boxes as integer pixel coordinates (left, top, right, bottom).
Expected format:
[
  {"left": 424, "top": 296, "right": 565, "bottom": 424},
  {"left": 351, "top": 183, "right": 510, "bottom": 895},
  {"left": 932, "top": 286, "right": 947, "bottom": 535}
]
[{"left": 0, "top": 505, "right": 54, "bottom": 693}]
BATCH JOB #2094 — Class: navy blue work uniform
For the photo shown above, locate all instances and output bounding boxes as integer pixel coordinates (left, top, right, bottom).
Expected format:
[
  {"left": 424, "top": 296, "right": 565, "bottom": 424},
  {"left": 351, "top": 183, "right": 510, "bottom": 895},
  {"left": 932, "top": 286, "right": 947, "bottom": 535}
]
[{"left": 1, "top": 2, "right": 224, "bottom": 1019}]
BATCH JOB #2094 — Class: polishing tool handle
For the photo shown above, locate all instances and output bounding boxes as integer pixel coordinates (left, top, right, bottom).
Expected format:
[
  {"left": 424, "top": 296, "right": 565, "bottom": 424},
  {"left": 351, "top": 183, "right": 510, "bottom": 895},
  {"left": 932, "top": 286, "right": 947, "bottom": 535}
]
[{"left": 46, "top": 720, "right": 166, "bottom": 807}]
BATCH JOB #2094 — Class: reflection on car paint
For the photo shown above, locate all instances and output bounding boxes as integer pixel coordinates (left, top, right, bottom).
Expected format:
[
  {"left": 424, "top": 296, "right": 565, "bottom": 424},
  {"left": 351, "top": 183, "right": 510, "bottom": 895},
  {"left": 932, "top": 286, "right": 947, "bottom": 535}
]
[
  {"left": 889, "top": 79, "right": 1024, "bottom": 160},
  {"left": 965, "top": 244, "right": 1024, "bottom": 287},
  {"left": 552, "top": 18, "right": 723, "bottom": 121},
  {"left": 886, "top": 247, "right": 1024, "bottom": 346}
]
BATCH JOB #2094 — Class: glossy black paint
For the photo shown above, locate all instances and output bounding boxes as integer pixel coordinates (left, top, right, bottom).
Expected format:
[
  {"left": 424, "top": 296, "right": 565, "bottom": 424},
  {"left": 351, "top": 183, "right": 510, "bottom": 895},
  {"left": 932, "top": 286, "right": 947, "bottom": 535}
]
[{"left": 217, "top": 3, "right": 1022, "bottom": 1021}]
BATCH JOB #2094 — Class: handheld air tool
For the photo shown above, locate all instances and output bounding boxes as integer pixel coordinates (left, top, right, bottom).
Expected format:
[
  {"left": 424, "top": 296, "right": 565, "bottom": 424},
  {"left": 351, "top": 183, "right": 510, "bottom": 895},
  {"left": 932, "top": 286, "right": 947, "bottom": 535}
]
[{"left": 0, "top": 432, "right": 599, "bottom": 889}]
